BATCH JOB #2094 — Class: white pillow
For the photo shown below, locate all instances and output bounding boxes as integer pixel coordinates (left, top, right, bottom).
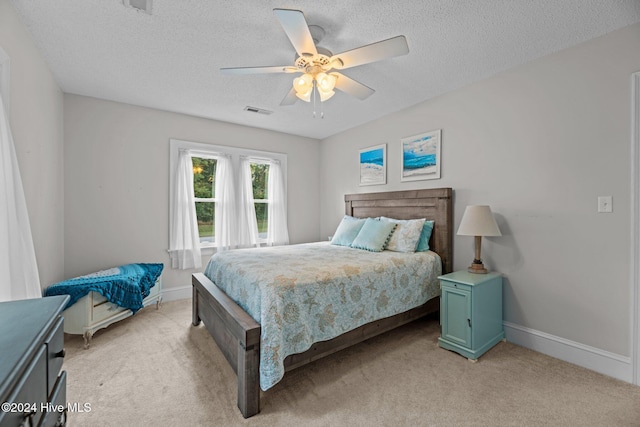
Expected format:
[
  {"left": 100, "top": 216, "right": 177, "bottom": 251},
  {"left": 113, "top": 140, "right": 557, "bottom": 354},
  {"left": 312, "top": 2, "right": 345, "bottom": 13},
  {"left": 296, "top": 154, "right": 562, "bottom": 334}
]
[{"left": 380, "top": 217, "right": 426, "bottom": 253}]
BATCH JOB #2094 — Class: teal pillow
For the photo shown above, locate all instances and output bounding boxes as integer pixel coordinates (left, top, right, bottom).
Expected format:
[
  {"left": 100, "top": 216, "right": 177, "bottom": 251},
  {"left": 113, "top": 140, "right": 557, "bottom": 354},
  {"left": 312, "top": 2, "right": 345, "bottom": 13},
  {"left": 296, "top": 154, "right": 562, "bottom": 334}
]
[
  {"left": 351, "top": 218, "right": 397, "bottom": 252},
  {"left": 416, "top": 220, "right": 434, "bottom": 252},
  {"left": 331, "top": 216, "right": 366, "bottom": 246}
]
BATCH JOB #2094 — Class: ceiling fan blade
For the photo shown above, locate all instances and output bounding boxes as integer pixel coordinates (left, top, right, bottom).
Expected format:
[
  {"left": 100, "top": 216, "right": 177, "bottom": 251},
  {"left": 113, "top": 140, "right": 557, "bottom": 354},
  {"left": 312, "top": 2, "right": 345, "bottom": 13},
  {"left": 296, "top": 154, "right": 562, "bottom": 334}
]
[
  {"left": 280, "top": 87, "right": 298, "bottom": 106},
  {"left": 331, "top": 36, "right": 409, "bottom": 70},
  {"left": 273, "top": 8, "right": 317, "bottom": 57},
  {"left": 221, "top": 66, "right": 298, "bottom": 75},
  {"left": 333, "top": 72, "right": 375, "bottom": 100}
]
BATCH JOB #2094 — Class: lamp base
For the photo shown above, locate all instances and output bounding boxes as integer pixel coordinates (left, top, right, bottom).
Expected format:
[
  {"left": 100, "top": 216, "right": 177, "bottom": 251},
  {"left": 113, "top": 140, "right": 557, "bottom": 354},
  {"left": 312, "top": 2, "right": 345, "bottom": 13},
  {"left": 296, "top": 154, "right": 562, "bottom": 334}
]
[{"left": 468, "top": 260, "right": 488, "bottom": 274}]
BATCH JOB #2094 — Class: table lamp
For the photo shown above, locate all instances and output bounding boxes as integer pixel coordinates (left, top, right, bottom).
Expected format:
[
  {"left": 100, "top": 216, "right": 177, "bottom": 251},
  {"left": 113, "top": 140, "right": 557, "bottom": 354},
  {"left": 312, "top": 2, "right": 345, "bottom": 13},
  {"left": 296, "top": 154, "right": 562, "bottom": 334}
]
[{"left": 457, "top": 205, "right": 501, "bottom": 274}]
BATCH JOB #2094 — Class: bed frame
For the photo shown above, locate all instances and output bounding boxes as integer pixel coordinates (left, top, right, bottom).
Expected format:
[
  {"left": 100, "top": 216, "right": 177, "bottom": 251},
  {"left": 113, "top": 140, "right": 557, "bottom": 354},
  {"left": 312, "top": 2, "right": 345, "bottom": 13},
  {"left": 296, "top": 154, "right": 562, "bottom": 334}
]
[{"left": 192, "top": 188, "right": 453, "bottom": 418}]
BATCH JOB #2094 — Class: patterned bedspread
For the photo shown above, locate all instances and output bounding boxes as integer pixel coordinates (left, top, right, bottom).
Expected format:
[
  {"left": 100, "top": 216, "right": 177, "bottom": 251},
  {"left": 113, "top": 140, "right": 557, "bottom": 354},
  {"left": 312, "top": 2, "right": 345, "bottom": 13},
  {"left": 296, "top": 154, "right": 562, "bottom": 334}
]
[{"left": 203, "top": 242, "right": 441, "bottom": 390}]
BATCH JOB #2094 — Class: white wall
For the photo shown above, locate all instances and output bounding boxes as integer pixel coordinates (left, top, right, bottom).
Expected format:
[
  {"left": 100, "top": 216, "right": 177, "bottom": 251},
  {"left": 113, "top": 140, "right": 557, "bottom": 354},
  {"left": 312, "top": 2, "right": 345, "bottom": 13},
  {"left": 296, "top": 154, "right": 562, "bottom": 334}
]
[
  {"left": 0, "top": 1, "right": 65, "bottom": 289},
  {"left": 7, "top": 0, "right": 638, "bottom": 379},
  {"left": 320, "top": 23, "right": 640, "bottom": 359},
  {"left": 63, "top": 94, "right": 321, "bottom": 294}
]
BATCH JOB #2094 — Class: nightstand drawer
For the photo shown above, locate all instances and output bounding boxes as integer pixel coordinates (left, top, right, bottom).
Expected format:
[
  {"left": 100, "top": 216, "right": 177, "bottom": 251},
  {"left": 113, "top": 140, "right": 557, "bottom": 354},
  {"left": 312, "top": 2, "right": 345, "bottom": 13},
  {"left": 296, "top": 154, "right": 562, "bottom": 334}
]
[{"left": 440, "top": 280, "right": 471, "bottom": 292}]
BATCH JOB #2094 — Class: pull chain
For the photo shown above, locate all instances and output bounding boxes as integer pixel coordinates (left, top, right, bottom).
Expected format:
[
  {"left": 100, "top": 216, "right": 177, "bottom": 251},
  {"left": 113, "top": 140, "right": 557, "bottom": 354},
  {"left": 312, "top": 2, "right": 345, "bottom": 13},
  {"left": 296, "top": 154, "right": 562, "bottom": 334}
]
[
  {"left": 311, "top": 80, "right": 325, "bottom": 119},
  {"left": 312, "top": 81, "right": 317, "bottom": 119}
]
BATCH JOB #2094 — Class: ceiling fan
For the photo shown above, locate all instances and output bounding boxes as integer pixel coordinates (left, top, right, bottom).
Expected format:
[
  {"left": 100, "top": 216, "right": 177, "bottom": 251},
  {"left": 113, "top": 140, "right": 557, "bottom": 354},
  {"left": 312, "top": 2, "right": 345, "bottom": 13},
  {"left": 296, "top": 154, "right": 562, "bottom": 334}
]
[{"left": 221, "top": 8, "right": 410, "bottom": 106}]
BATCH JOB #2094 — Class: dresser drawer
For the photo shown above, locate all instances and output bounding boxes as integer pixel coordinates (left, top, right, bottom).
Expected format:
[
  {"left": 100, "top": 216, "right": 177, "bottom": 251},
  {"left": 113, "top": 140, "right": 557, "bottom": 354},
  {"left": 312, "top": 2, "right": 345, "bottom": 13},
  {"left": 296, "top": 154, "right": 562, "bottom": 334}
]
[
  {"left": 0, "top": 346, "right": 47, "bottom": 427},
  {"left": 62, "top": 280, "right": 161, "bottom": 347},
  {"left": 44, "top": 317, "right": 65, "bottom": 396},
  {"left": 91, "top": 282, "right": 160, "bottom": 322},
  {"left": 92, "top": 294, "right": 126, "bottom": 321},
  {"left": 40, "top": 371, "right": 67, "bottom": 427}
]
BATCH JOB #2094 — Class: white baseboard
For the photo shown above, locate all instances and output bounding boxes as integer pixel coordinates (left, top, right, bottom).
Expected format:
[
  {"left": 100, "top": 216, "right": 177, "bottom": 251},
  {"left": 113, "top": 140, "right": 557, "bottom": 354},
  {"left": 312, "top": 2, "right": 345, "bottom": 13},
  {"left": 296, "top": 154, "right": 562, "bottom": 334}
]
[
  {"left": 160, "top": 285, "right": 191, "bottom": 302},
  {"left": 504, "top": 321, "right": 633, "bottom": 383},
  {"left": 153, "top": 288, "right": 635, "bottom": 382}
]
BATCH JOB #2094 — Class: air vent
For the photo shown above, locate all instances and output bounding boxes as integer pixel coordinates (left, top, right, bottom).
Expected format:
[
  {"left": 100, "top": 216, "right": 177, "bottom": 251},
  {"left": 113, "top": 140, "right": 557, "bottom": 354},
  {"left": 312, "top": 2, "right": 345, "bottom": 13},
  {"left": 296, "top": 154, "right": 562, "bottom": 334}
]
[
  {"left": 123, "top": 0, "right": 152, "bottom": 14},
  {"left": 244, "top": 106, "right": 273, "bottom": 115}
]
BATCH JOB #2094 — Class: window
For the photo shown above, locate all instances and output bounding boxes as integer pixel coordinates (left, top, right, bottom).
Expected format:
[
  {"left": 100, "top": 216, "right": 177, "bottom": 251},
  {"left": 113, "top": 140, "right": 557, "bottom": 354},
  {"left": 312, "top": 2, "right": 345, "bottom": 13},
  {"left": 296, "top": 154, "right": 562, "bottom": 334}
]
[
  {"left": 169, "top": 139, "right": 288, "bottom": 267},
  {"left": 250, "top": 162, "right": 269, "bottom": 240},
  {"left": 189, "top": 157, "right": 273, "bottom": 245},
  {"left": 192, "top": 156, "right": 217, "bottom": 246}
]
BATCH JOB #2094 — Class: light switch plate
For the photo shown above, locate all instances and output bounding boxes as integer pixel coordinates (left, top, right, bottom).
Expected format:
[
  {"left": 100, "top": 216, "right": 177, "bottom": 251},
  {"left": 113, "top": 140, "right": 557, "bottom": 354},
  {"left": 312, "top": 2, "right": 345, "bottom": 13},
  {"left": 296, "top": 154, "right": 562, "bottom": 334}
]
[{"left": 598, "top": 196, "right": 612, "bottom": 213}]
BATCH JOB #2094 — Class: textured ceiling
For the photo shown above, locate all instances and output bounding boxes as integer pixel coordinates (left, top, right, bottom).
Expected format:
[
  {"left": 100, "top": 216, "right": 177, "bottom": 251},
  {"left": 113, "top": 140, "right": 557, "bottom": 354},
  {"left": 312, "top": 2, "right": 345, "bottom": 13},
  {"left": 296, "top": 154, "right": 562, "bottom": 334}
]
[{"left": 10, "top": 0, "right": 640, "bottom": 140}]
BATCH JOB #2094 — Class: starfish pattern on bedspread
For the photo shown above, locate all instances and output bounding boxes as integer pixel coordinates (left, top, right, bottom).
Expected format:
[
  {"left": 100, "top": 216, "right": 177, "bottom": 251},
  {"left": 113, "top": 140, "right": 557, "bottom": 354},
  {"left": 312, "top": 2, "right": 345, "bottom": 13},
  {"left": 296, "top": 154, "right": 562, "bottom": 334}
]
[{"left": 204, "top": 242, "right": 441, "bottom": 391}]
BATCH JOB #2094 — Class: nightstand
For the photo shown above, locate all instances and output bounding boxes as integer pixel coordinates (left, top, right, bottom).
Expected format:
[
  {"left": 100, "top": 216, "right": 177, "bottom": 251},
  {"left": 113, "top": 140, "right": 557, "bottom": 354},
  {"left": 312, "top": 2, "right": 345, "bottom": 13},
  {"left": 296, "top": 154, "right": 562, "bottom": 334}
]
[{"left": 438, "top": 271, "right": 504, "bottom": 361}]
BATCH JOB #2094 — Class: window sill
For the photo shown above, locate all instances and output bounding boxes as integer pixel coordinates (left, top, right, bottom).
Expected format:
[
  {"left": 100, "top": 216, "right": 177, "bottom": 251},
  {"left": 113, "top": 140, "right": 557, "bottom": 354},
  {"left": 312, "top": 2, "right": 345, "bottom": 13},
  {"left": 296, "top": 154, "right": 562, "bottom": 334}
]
[
  {"left": 199, "top": 242, "right": 268, "bottom": 256},
  {"left": 201, "top": 246, "right": 216, "bottom": 257}
]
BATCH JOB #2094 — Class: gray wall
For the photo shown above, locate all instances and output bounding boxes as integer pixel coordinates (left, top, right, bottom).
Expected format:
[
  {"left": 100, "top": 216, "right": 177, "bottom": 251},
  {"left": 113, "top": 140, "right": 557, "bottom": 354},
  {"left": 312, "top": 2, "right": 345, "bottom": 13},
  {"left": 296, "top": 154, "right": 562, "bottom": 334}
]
[
  {"left": 320, "top": 23, "right": 640, "bottom": 357},
  {"left": 0, "top": 1, "right": 65, "bottom": 289},
  {"left": 63, "top": 94, "right": 321, "bottom": 293},
  {"left": 5, "top": 0, "right": 639, "bottom": 374}
]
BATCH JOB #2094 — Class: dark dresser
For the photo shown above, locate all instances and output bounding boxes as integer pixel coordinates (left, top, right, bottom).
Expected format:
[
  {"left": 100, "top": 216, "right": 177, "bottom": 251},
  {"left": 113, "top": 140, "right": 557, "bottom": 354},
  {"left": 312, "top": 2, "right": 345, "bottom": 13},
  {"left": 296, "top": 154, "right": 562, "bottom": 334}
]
[{"left": 0, "top": 295, "right": 69, "bottom": 427}]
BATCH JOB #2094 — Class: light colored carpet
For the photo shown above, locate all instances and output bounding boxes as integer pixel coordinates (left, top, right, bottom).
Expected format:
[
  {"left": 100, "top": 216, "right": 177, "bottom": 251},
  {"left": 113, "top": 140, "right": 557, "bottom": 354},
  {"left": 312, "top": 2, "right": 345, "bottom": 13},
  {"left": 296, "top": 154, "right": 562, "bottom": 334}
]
[{"left": 63, "top": 299, "right": 640, "bottom": 426}]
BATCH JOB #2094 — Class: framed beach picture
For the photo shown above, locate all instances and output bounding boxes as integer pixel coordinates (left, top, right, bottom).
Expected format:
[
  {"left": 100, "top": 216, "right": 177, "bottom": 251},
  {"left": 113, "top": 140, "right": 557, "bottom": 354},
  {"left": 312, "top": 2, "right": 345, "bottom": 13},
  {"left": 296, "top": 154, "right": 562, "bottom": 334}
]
[
  {"left": 359, "top": 144, "right": 386, "bottom": 186},
  {"left": 401, "top": 129, "right": 441, "bottom": 181}
]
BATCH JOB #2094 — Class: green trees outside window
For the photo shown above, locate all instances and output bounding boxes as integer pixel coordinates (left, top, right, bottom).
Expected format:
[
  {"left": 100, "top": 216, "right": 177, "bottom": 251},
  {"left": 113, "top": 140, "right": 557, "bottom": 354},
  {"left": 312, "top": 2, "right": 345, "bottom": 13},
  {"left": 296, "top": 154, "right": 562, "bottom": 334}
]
[
  {"left": 192, "top": 157, "right": 270, "bottom": 244},
  {"left": 193, "top": 157, "right": 216, "bottom": 243},
  {"left": 251, "top": 163, "right": 269, "bottom": 236}
]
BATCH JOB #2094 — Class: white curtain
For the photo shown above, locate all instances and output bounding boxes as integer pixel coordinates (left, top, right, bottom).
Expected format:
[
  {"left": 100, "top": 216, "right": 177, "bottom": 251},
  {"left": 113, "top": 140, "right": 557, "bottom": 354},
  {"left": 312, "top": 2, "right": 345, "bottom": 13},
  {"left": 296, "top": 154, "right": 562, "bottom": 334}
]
[
  {"left": 236, "top": 156, "right": 259, "bottom": 248},
  {"left": 214, "top": 154, "right": 236, "bottom": 251},
  {"left": 0, "top": 92, "right": 41, "bottom": 301},
  {"left": 266, "top": 160, "right": 289, "bottom": 246},
  {"left": 169, "top": 149, "right": 202, "bottom": 269}
]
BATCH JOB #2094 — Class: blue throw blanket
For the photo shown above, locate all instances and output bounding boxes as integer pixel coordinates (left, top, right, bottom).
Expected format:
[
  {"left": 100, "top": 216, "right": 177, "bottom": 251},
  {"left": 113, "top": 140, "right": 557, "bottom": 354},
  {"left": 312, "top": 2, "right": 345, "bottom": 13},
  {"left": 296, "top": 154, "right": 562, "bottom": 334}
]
[{"left": 45, "top": 263, "right": 163, "bottom": 313}]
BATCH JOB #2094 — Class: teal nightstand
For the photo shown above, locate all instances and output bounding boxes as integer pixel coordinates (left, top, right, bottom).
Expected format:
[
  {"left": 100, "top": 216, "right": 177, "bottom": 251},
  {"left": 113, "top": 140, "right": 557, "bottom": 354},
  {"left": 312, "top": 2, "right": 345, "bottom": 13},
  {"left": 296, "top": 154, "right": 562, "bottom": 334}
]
[{"left": 438, "top": 271, "right": 504, "bottom": 361}]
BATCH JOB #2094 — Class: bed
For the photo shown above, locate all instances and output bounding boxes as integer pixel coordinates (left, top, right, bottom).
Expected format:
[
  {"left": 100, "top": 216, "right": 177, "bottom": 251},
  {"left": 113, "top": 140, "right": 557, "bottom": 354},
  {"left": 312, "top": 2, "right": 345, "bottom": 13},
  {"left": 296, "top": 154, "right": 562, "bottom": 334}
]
[{"left": 192, "top": 188, "right": 453, "bottom": 418}]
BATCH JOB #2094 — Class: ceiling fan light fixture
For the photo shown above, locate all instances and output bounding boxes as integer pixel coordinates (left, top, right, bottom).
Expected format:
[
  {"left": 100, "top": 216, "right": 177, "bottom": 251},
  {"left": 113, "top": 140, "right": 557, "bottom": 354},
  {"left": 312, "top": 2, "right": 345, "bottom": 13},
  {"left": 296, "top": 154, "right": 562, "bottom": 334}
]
[
  {"left": 293, "top": 73, "right": 313, "bottom": 94},
  {"left": 318, "top": 88, "right": 335, "bottom": 102},
  {"left": 316, "top": 72, "right": 337, "bottom": 92},
  {"left": 295, "top": 89, "right": 312, "bottom": 102},
  {"left": 222, "top": 9, "right": 409, "bottom": 108}
]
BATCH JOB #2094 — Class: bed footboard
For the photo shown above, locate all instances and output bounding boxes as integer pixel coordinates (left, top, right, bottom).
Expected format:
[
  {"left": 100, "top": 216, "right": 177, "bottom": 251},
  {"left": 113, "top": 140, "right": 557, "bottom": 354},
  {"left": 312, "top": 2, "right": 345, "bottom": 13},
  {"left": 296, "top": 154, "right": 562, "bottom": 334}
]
[{"left": 192, "top": 273, "right": 261, "bottom": 418}]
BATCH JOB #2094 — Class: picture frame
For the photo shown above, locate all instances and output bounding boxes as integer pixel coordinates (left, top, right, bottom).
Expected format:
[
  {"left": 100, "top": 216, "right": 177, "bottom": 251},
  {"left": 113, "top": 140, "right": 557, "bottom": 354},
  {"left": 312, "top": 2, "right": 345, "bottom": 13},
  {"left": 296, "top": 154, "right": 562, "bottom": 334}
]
[
  {"left": 401, "top": 129, "right": 441, "bottom": 181},
  {"left": 359, "top": 144, "right": 386, "bottom": 186}
]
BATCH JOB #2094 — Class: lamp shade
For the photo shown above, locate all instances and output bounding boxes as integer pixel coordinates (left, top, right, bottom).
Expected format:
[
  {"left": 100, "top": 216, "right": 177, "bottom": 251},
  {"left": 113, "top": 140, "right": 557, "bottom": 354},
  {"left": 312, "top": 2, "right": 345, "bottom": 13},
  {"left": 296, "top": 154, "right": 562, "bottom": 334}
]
[{"left": 457, "top": 205, "right": 502, "bottom": 237}]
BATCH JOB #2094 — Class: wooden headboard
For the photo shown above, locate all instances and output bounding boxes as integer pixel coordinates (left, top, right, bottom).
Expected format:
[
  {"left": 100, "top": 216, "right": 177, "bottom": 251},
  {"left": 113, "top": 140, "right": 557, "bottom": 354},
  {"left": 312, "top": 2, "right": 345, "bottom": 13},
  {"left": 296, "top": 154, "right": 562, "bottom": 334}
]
[{"left": 344, "top": 188, "right": 453, "bottom": 274}]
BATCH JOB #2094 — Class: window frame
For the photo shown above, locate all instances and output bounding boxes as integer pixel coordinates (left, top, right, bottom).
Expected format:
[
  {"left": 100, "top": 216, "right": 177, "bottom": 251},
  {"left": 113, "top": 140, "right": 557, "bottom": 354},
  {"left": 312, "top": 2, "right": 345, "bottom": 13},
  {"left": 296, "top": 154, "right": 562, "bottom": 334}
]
[
  {"left": 191, "top": 154, "right": 218, "bottom": 249},
  {"left": 169, "top": 139, "right": 287, "bottom": 255},
  {"left": 248, "top": 159, "right": 270, "bottom": 242}
]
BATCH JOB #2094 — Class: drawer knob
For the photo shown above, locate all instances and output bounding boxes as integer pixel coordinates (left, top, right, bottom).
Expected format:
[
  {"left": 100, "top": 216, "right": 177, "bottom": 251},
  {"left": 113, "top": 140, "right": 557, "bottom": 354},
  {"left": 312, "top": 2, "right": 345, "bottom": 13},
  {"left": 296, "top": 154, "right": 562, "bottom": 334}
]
[{"left": 55, "top": 348, "right": 66, "bottom": 358}]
